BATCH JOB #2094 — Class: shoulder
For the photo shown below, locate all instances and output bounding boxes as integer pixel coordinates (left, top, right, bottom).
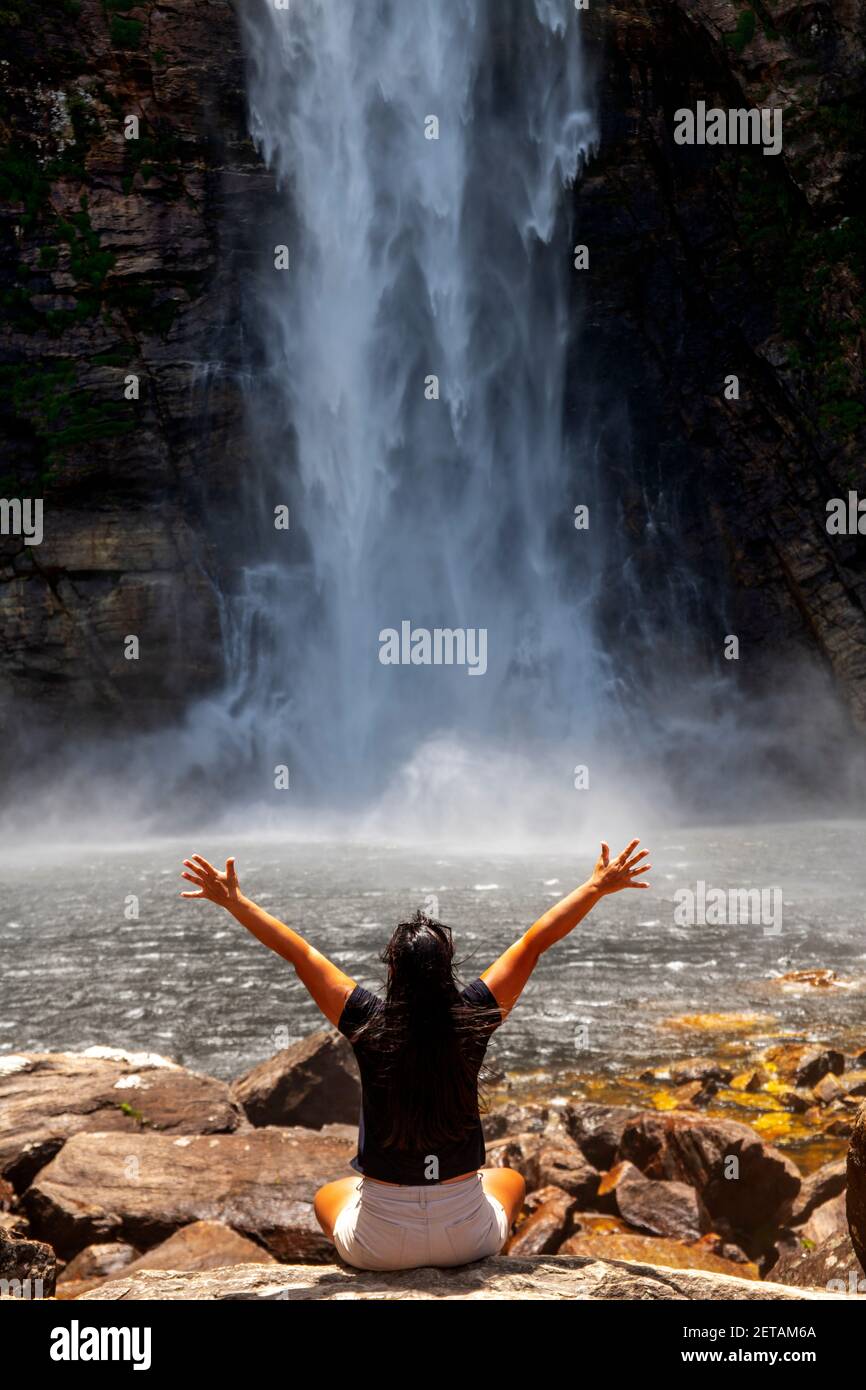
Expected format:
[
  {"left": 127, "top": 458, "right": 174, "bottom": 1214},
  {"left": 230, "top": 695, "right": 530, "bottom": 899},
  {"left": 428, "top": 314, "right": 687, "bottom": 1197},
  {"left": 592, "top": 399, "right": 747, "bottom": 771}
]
[
  {"left": 460, "top": 977, "right": 502, "bottom": 1022},
  {"left": 337, "top": 984, "right": 383, "bottom": 1038}
]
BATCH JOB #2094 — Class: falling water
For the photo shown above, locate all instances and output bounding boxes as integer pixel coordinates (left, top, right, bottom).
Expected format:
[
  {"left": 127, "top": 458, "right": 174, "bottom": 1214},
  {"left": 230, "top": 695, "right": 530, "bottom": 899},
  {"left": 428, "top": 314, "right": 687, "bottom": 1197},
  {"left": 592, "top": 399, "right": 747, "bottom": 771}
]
[
  {"left": 2, "top": 0, "right": 859, "bottom": 852},
  {"left": 225, "top": 0, "right": 603, "bottom": 819}
]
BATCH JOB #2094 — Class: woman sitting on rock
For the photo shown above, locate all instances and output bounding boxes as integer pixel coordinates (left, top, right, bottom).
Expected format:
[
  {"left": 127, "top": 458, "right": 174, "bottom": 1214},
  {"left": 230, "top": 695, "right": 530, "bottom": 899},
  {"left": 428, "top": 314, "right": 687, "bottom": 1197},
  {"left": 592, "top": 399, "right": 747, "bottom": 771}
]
[{"left": 180, "top": 839, "right": 650, "bottom": 1271}]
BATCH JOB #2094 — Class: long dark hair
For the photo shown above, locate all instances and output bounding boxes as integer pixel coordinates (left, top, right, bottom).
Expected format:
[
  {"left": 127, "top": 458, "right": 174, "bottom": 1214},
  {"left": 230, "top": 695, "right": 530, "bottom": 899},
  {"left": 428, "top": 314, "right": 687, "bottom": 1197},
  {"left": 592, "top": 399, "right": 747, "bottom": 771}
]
[{"left": 346, "top": 911, "right": 500, "bottom": 1150}]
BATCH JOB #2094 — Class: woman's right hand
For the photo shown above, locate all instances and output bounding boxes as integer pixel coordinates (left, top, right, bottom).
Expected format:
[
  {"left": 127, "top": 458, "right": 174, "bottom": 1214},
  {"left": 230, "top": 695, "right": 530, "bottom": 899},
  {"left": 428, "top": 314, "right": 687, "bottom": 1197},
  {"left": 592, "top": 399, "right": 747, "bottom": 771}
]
[
  {"left": 590, "top": 839, "right": 651, "bottom": 895},
  {"left": 180, "top": 854, "right": 241, "bottom": 907}
]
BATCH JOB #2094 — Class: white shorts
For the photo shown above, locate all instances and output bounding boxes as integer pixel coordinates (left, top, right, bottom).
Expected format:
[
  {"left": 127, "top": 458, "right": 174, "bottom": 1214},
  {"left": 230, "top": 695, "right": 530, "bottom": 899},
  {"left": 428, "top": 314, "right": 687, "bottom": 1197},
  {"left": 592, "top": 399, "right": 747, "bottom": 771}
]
[{"left": 332, "top": 1172, "right": 509, "bottom": 1272}]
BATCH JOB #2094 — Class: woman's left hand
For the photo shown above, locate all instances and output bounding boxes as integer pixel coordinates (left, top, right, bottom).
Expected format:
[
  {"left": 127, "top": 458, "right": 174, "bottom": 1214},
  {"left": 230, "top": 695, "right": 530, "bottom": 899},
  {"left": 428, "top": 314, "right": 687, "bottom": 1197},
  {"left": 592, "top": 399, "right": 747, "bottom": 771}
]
[{"left": 590, "top": 839, "right": 651, "bottom": 895}]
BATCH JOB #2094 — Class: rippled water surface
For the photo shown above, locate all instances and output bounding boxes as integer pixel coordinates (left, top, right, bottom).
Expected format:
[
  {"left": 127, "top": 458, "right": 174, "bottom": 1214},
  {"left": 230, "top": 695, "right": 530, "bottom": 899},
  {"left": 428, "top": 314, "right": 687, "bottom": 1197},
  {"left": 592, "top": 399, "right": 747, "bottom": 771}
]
[{"left": 2, "top": 822, "right": 864, "bottom": 1085}]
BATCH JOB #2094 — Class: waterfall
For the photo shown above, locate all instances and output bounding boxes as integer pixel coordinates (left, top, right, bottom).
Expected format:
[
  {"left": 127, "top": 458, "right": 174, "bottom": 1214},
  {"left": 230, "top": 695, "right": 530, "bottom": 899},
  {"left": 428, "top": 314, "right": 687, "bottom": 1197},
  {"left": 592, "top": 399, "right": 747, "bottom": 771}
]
[{"left": 224, "top": 0, "right": 602, "bottom": 819}]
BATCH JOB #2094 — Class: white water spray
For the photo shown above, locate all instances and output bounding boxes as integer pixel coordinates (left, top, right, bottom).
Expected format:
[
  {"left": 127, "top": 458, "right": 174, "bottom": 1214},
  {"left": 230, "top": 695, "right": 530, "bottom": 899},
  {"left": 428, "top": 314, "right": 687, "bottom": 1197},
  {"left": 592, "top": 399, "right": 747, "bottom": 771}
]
[{"left": 228, "top": 0, "right": 600, "bottom": 812}]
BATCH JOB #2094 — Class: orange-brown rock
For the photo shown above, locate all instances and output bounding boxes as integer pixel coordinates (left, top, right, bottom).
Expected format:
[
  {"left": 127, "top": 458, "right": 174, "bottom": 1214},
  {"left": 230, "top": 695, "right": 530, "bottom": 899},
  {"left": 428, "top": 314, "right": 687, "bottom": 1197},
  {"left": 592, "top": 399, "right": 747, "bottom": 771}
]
[
  {"left": 847, "top": 1103, "right": 866, "bottom": 1275},
  {"left": 231, "top": 1029, "right": 360, "bottom": 1129},
  {"left": 618, "top": 1111, "right": 800, "bottom": 1239},
  {"left": 599, "top": 1160, "right": 710, "bottom": 1241},
  {"left": 566, "top": 1103, "right": 640, "bottom": 1170},
  {"left": 773, "top": 1230, "right": 863, "bottom": 1291},
  {"left": 813, "top": 1073, "right": 846, "bottom": 1106},
  {"left": 0, "top": 1224, "right": 56, "bottom": 1296},
  {"left": 777, "top": 970, "right": 839, "bottom": 989},
  {"left": 0, "top": 1051, "right": 243, "bottom": 1190},
  {"left": 763, "top": 1045, "right": 845, "bottom": 1088},
  {"left": 23, "top": 1125, "right": 357, "bottom": 1261},
  {"left": 486, "top": 1132, "right": 599, "bottom": 1206},
  {"left": 790, "top": 1158, "right": 847, "bottom": 1225},
  {"left": 506, "top": 1189, "right": 577, "bottom": 1257},
  {"left": 558, "top": 1231, "right": 759, "bottom": 1280}
]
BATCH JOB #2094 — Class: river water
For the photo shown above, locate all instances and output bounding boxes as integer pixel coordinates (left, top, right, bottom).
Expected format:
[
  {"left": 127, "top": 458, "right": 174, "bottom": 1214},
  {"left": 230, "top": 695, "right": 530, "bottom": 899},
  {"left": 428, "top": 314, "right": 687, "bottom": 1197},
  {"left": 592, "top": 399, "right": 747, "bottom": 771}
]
[{"left": 2, "top": 821, "right": 863, "bottom": 1095}]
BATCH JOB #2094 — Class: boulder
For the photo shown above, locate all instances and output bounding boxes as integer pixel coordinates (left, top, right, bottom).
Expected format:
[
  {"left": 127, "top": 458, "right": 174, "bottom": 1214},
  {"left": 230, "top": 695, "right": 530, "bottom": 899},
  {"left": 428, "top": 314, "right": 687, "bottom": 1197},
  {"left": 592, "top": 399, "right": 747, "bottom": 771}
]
[
  {"left": 569, "top": 1212, "right": 634, "bottom": 1237},
  {"left": 23, "top": 1124, "right": 357, "bottom": 1261},
  {"left": 231, "top": 1030, "right": 360, "bottom": 1129},
  {"left": 737, "top": 1067, "right": 770, "bottom": 1093},
  {"left": 799, "top": 1192, "right": 848, "bottom": 1247},
  {"left": 846, "top": 1103, "right": 866, "bottom": 1275},
  {"left": 763, "top": 1045, "right": 845, "bottom": 1088},
  {"left": 668, "top": 1058, "right": 733, "bottom": 1086},
  {"left": 523, "top": 1183, "right": 571, "bottom": 1216},
  {"left": 0, "top": 1212, "right": 30, "bottom": 1238},
  {"left": 565, "top": 1103, "right": 640, "bottom": 1170},
  {"left": 54, "top": 1223, "right": 274, "bottom": 1301},
  {"left": 556, "top": 1232, "right": 760, "bottom": 1278},
  {"left": 617, "top": 1111, "right": 800, "bottom": 1238},
  {"left": 56, "top": 1241, "right": 140, "bottom": 1300},
  {"left": 118, "top": 1220, "right": 278, "bottom": 1275},
  {"left": 772, "top": 1230, "right": 864, "bottom": 1292},
  {"left": 59, "top": 1242, "right": 139, "bottom": 1284},
  {"left": 483, "top": 1101, "right": 569, "bottom": 1143},
  {"left": 599, "top": 1161, "right": 710, "bottom": 1241},
  {"left": 790, "top": 1159, "right": 847, "bottom": 1225},
  {"left": 822, "top": 1111, "right": 856, "bottom": 1138},
  {"left": 76, "top": 1254, "right": 849, "bottom": 1301},
  {"left": 813, "top": 1074, "right": 846, "bottom": 1105},
  {"left": 692, "top": 1232, "right": 752, "bottom": 1265},
  {"left": 776, "top": 970, "right": 838, "bottom": 989},
  {"left": 485, "top": 1132, "right": 599, "bottom": 1206},
  {"left": 670, "top": 1079, "right": 717, "bottom": 1108},
  {"left": 776, "top": 1088, "right": 813, "bottom": 1114},
  {"left": 0, "top": 1224, "right": 56, "bottom": 1298},
  {"left": 0, "top": 1052, "right": 242, "bottom": 1189},
  {"left": 505, "top": 1189, "right": 576, "bottom": 1256}
]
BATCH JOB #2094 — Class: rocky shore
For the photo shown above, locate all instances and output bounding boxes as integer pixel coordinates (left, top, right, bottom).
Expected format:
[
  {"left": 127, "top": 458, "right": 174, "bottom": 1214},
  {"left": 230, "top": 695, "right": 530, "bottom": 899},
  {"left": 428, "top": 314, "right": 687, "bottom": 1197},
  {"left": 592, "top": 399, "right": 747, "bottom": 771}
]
[{"left": 1, "top": 1012, "right": 865, "bottom": 1301}]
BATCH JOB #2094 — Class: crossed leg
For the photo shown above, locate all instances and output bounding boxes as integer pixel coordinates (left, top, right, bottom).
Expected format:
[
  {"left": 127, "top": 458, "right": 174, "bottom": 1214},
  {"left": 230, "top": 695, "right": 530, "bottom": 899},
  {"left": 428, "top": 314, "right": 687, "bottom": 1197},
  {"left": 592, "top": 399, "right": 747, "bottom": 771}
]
[
  {"left": 314, "top": 1175, "right": 361, "bottom": 1241},
  {"left": 313, "top": 1168, "right": 526, "bottom": 1244},
  {"left": 479, "top": 1166, "right": 526, "bottom": 1229}
]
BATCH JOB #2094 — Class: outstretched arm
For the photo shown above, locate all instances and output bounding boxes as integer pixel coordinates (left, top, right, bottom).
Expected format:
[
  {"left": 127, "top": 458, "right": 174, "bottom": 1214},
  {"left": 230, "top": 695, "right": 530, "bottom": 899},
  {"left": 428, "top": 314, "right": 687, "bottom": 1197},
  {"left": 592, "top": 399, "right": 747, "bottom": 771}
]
[
  {"left": 481, "top": 839, "right": 651, "bottom": 1019},
  {"left": 180, "top": 855, "right": 355, "bottom": 1027}
]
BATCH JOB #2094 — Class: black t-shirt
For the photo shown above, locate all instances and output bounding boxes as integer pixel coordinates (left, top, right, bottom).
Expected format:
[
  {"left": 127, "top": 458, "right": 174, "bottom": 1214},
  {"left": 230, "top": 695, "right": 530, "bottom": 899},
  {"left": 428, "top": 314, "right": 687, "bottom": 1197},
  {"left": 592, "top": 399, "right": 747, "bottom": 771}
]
[{"left": 337, "top": 977, "right": 502, "bottom": 1185}]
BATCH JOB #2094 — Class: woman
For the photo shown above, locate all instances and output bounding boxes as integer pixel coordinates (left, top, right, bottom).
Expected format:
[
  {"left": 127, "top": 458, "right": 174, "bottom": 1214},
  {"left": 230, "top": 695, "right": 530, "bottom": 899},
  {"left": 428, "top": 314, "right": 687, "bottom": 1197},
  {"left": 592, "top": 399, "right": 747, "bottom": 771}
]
[{"left": 180, "top": 837, "right": 650, "bottom": 1270}]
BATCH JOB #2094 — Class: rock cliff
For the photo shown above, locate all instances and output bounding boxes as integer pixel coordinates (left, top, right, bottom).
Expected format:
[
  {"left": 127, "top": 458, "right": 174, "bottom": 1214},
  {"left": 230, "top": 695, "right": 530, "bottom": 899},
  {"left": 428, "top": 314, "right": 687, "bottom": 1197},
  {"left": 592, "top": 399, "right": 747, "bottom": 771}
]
[
  {"left": 0, "top": 0, "right": 264, "bottom": 732},
  {"left": 1, "top": 0, "right": 863, "bottom": 741},
  {"left": 580, "top": 0, "right": 866, "bottom": 729}
]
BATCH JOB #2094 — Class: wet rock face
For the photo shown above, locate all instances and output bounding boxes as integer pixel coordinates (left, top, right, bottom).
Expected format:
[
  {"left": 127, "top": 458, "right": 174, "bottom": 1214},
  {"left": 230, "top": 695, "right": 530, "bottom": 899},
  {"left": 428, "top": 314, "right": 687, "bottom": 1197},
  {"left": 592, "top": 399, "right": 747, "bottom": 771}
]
[
  {"left": 0, "top": 0, "right": 266, "bottom": 734},
  {"left": 1, "top": 0, "right": 863, "bottom": 746},
  {"left": 848, "top": 1103, "right": 866, "bottom": 1274},
  {"left": 580, "top": 0, "right": 866, "bottom": 730}
]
